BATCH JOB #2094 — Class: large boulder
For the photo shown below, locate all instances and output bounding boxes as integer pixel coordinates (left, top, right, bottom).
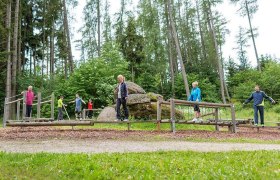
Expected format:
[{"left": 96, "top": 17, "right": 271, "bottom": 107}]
[
  {"left": 126, "top": 81, "right": 146, "bottom": 94},
  {"left": 97, "top": 107, "right": 116, "bottom": 121},
  {"left": 97, "top": 81, "right": 184, "bottom": 121},
  {"left": 127, "top": 94, "right": 151, "bottom": 105},
  {"left": 146, "top": 92, "right": 163, "bottom": 102}
]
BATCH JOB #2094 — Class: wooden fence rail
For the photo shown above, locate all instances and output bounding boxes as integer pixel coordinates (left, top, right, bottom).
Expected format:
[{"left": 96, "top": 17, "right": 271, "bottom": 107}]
[{"left": 157, "top": 97, "right": 237, "bottom": 133}]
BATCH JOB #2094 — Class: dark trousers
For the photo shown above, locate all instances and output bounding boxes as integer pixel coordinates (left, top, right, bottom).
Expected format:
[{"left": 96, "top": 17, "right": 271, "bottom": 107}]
[
  {"left": 253, "top": 106, "right": 264, "bottom": 124},
  {"left": 116, "top": 98, "right": 129, "bottom": 120},
  {"left": 87, "top": 110, "right": 93, "bottom": 118},
  {"left": 58, "top": 107, "right": 63, "bottom": 120},
  {"left": 26, "top": 105, "right": 32, "bottom": 117}
]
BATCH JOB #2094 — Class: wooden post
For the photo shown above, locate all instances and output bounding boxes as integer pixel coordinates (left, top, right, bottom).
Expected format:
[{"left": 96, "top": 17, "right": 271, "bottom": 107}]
[
  {"left": 127, "top": 122, "right": 131, "bottom": 131},
  {"left": 37, "top": 92, "right": 41, "bottom": 119},
  {"left": 230, "top": 104, "right": 237, "bottom": 133},
  {"left": 156, "top": 97, "right": 162, "bottom": 131},
  {"left": 3, "top": 98, "right": 8, "bottom": 128},
  {"left": 51, "top": 93, "right": 55, "bottom": 120},
  {"left": 214, "top": 108, "right": 220, "bottom": 131},
  {"left": 22, "top": 91, "right": 26, "bottom": 119},
  {"left": 17, "top": 100, "right": 20, "bottom": 121},
  {"left": 170, "top": 98, "right": 176, "bottom": 133},
  {"left": 83, "top": 109, "right": 86, "bottom": 119}
]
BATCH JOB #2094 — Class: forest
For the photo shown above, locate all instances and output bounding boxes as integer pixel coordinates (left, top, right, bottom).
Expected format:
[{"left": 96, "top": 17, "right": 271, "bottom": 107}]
[{"left": 0, "top": 0, "right": 279, "bottom": 116}]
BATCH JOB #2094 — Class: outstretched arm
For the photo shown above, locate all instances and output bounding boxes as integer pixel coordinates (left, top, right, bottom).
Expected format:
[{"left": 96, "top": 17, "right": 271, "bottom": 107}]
[
  {"left": 244, "top": 93, "right": 253, "bottom": 104},
  {"left": 82, "top": 99, "right": 86, "bottom": 104},
  {"left": 262, "top": 92, "right": 275, "bottom": 104}
]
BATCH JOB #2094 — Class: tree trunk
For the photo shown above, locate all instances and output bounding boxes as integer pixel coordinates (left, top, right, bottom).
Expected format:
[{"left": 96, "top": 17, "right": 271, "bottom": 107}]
[
  {"left": 33, "top": 48, "right": 36, "bottom": 76},
  {"left": 207, "top": 1, "right": 226, "bottom": 103},
  {"left": 97, "top": 0, "right": 101, "bottom": 57},
  {"left": 245, "top": 0, "right": 260, "bottom": 71},
  {"left": 196, "top": 0, "right": 207, "bottom": 61},
  {"left": 18, "top": 1, "right": 22, "bottom": 74},
  {"left": 50, "top": 20, "right": 55, "bottom": 75},
  {"left": 63, "top": 0, "right": 74, "bottom": 73},
  {"left": 164, "top": 1, "right": 175, "bottom": 97},
  {"left": 42, "top": 0, "right": 46, "bottom": 77},
  {"left": 11, "top": 0, "right": 20, "bottom": 117},
  {"left": 5, "top": 0, "right": 12, "bottom": 119},
  {"left": 167, "top": 0, "right": 190, "bottom": 97},
  {"left": 219, "top": 39, "right": 231, "bottom": 101}
]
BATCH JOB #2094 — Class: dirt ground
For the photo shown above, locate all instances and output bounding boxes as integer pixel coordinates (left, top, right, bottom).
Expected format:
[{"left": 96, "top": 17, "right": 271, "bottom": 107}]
[
  {"left": 0, "top": 127, "right": 279, "bottom": 141},
  {"left": 0, "top": 127, "right": 280, "bottom": 153}
]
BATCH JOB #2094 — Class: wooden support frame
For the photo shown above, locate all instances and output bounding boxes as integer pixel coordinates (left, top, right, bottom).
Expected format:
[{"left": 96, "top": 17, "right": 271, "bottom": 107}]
[
  {"left": 22, "top": 92, "right": 26, "bottom": 119},
  {"left": 17, "top": 100, "right": 20, "bottom": 121},
  {"left": 230, "top": 104, "right": 237, "bottom": 133},
  {"left": 156, "top": 97, "right": 162, "bottom": 131},
  {"left": 214, "top": 108, "right": 220, "bottom": 131},
  {"left": 170, "top": 98, "right": 176, "bottom": 133},
  {"left": 3, "top": 98, "right": 8, "bottom": 128},
  {"left": 82, "top": 109, "right": 103, "bottom": 119},
  {"left": 37, "top": 92, "right": 41, "bottom": 119},
  {"left": 164, "top": 99, "right": 237, "bottom": 133},
  {"left": 50, "top": 93, "right": 55, "bottom": 120}
]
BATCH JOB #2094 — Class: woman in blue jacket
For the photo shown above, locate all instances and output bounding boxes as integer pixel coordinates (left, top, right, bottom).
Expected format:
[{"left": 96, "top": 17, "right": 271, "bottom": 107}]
[{"left": 188, "top": 81, "right": 202, "bottom": 123}]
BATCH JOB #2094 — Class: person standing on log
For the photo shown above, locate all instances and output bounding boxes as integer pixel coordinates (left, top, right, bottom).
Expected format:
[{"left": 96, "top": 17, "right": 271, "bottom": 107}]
[
  {"left": 188, "top": 81, "right": 202, "bottom": 123},
  {"left": 21, "top": 86, "right": 36, "bottom": 118},
  {"left": 115, "top": 75, "right": 129, "bottom": 121},
  {"left": 70, "top": 94, "right": 86, "bottom": 120},
  {"left": 243, "top": 85, "right": 275, "bottom": 127}
]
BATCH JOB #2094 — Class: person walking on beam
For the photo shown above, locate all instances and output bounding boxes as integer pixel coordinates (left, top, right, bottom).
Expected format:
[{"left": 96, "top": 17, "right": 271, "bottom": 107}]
[{"left": 243, "top": 85, "right": 275, "bottom": 127}]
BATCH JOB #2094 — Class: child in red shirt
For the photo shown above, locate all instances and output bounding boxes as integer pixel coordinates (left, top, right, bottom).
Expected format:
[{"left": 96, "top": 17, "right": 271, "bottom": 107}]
[{"left": 87, "top": 99, "right": 93, "bottom": 118}]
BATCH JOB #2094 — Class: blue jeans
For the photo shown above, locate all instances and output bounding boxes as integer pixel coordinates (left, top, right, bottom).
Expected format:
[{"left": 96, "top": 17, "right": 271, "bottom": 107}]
[{"left": 253, "top": 106, "right": 264, "bottom": 124}]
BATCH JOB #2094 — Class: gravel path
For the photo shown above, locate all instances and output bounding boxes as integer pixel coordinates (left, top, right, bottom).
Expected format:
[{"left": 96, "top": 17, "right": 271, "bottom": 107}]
[{"left": 1, "top": 140, "right": 280, "bottom": 153}]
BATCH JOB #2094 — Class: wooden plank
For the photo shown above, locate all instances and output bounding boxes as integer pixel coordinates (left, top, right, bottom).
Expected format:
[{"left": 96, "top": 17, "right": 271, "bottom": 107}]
[
  {"left": 214, "top": 108, "right": 219, "bottom": 132},
  {"left": 3, "top": 98, "right": 8, "bottom": 128},
  {"left": 5, "top": 98, "right": 23, "bottom": 105},
  {"left": 50, "top": 93, "right": 55, "bottom": 119},
  {"left": 17, "top": 100, "right": 20, "bottom": 121},
  {"left": 230, "top": 104, "right": 237, "bottom": 133},
  {"left": 171, "top": 99, "right": 232, "bottom": 108},
  {"left": 37, "top": 92, "right": 41, "bottom": 119},
  {"left": 33, "top": 100, "right": 52, "bottom": 105},
  {"left": 157, "top": 97, "right": 162, "bottom": 131},
  {"left": 170, "top": 98, "right": 176, "bottom": 133},
  {"left": 6, "top": 121, "right": 93, "bottom": 127},
  {"left": 82, "top": 109, "right": 86, "bottom": 119},
  {"left": 22, "top": 91, "right": 26, "bottom": 119},
  {"left": 176, "top": 120, "right": 232, "bottom": 126},
  {"left": 237, "top": 125, "right": 280, "bottom": 129}
]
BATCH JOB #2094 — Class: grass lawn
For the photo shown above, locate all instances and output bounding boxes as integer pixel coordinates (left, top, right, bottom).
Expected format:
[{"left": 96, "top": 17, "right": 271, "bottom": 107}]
[{"left": 0, "top": 151, "right": 279, "bottom": 179}]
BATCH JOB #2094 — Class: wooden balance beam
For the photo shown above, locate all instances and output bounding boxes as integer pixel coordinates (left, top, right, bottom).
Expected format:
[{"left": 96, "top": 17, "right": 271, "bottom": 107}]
[{"left": 5, "top": 120, "right": 160, "bottom": 131}]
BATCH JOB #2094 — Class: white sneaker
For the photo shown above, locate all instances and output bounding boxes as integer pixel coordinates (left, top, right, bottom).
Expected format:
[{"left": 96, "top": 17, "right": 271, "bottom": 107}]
[
  {"left": 123, "top": 119, "right": 129, "bottom": 122},
  {"left": 191, "top": 118, "right": 197, "bottom": 122},
  {"left": 195, "top": 119, "right": 202, "bottom": 123},
  {"left": 198, "top": 118, "right": 203, "bottom": 122}
]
